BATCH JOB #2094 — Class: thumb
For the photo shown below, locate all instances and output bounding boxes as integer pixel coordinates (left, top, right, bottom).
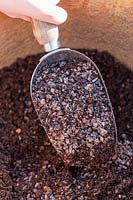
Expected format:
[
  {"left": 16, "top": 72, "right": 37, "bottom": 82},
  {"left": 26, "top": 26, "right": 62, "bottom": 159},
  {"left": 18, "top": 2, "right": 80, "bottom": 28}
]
[{"left": 23, "top": 1, "right": 67, "bottom": 25}]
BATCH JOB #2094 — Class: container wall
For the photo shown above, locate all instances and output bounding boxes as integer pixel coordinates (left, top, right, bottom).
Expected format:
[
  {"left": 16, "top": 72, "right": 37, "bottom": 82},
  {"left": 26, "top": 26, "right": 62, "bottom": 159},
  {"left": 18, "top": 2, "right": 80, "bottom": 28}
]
[{"left": 0, "top": 0, "right": 132, "bottom": 69}]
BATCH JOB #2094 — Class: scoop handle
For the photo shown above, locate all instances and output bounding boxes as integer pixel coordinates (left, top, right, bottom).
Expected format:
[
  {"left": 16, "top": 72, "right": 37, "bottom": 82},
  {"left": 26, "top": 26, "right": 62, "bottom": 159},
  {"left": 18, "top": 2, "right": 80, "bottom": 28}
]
[{"left": 31, "top": 19, "right": 60, "bottom": 52}]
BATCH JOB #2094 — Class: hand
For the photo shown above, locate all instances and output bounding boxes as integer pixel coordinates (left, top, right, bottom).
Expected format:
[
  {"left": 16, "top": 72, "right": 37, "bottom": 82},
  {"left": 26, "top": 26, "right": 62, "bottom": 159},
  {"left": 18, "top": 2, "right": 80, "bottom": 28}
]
[{"left": 0, "top": 0, "right": 67, "bottom": 24}]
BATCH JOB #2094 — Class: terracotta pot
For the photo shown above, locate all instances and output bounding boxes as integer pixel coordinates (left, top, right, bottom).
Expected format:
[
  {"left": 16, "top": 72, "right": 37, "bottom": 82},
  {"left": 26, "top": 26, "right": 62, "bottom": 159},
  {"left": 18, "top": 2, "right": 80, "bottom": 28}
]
[{"left": 0, "top": 0, "right": 132, "bottom": 70}]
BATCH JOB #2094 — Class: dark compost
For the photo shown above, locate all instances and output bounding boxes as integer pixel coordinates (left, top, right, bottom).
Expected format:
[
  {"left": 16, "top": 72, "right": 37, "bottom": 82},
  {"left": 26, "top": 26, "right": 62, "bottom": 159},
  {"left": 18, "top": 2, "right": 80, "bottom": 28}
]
[{"left": 0, "top": 49, "right": 132, "bottom": 200}]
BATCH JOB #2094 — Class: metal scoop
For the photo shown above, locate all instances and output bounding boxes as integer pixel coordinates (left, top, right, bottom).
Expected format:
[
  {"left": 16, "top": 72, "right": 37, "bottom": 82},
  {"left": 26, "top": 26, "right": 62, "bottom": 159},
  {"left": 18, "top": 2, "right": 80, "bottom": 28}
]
[{"left": 30, "top": 20, "right": 117, "bottom": 167}]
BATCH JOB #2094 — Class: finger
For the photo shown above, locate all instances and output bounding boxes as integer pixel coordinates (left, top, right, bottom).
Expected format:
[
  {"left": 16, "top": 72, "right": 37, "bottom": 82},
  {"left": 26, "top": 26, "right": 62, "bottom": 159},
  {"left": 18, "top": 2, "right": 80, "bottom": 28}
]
[
  {"left": 28, "top": 5, "right": 67, "bottom": 25},
  {"left": 18, "top": 15, "right": 30, "bottom": 21},
  {"left": 4, "top": 12, "right": 30, "bottom": 21},
  {"left": 49, "top": 0, "right": 60, "bottom": 4},
  {"left": 42, "top": 6, "right": 68, "bottom": 24},
  {"left": 2, "top": 11, "right": 17, "bottom": 18},
  {"left": 28, "top": 0, "right": 60, "bottom": 6}
]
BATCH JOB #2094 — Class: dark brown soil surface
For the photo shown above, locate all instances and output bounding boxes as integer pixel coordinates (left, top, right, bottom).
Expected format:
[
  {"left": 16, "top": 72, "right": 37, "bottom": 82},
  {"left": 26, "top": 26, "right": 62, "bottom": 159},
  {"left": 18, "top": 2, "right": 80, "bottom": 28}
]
[{"left": 0, "top": 49, "right": 132, "bottom": 200}]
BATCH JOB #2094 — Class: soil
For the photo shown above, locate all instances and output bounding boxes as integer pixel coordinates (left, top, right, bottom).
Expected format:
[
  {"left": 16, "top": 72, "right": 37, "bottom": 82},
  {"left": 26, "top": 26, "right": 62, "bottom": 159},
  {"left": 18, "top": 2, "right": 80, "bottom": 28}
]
[
  {"left": 0, "top": 49, "right": 132, "bottom": 200},
  {"left": 31, "top": 54, "right": 117, "bottom": 168}
]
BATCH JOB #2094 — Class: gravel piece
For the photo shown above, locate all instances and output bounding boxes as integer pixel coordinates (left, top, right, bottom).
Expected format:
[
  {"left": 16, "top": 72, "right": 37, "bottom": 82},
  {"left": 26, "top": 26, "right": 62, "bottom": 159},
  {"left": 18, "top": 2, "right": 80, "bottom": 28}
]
[
  {"left": 32, "top": 58, "right": 117, "bottom": 167},
  {"left": 0, "top": 49, "right": 132, "bottom": 199}
]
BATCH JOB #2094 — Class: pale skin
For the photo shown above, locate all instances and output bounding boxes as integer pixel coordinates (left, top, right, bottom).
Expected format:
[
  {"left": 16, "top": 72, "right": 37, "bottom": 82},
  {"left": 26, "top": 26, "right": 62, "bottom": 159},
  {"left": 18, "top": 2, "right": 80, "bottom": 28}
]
[{"left": 0, "top": 0, "right": 67, "bottom": 24}]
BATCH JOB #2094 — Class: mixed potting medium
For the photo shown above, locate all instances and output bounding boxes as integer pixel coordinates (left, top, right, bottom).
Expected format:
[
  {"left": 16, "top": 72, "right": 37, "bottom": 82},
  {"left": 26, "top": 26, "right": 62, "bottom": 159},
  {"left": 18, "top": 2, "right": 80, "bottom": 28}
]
[
  {"left": 31, "top": 49, "right": 117, "bottom": 168},
  {"left": 0, "top": 49, "right": 132, "bottom": 200}
]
